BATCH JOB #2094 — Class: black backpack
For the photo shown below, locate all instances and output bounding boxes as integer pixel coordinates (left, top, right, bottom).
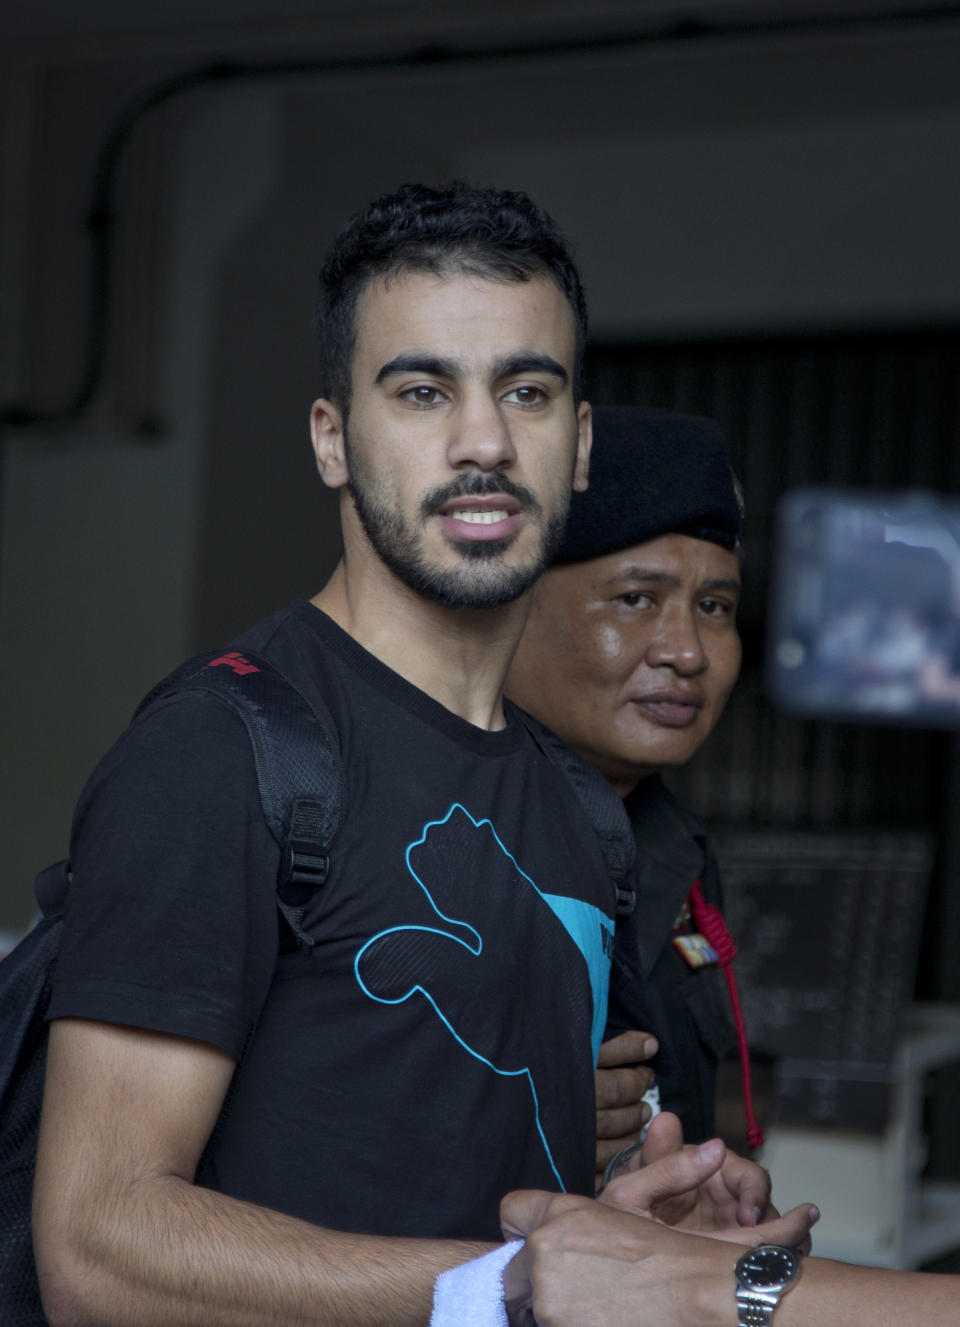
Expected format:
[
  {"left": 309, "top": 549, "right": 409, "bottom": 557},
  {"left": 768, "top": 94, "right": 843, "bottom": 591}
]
[{"left": 0, "top": 646, "right": 634, "bottom": 1325}]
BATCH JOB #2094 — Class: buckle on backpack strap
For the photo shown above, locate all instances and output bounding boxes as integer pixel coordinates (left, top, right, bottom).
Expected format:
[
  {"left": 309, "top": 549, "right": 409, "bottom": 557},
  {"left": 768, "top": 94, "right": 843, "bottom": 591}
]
[
  {"left": 284, "top": 842, "right": 330, "bottom": 888},
  {"left": 616, "top": 883, "right": 636, "bottom": 917}
]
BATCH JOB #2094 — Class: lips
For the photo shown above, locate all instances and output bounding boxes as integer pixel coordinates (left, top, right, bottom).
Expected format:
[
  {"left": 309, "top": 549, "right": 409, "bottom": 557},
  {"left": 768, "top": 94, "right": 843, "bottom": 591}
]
[
  {"left": 436, "top": 494, "right": 524, "bottom": 542},
  {"left": 630, "top": 690, "right": 704, "bottom": 727}
]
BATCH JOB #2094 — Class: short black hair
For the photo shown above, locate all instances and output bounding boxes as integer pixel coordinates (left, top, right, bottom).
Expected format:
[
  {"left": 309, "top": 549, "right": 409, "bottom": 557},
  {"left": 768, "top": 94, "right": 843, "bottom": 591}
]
[{"left": 315, "top": 181, "right": 587, "bottom": 409}]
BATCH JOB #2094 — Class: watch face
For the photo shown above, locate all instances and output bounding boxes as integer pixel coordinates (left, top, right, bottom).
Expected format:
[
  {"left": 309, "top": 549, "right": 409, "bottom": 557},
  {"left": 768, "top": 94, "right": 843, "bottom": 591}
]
[{"left": 737, "top": 1245, "right": 800, "bottom": 1292}]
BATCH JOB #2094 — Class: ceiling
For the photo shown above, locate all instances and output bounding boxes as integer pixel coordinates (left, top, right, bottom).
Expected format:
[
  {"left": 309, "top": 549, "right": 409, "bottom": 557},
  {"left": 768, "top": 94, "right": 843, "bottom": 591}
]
[{"left": 5, "top": 0, "right": 960, "bottom": 51}]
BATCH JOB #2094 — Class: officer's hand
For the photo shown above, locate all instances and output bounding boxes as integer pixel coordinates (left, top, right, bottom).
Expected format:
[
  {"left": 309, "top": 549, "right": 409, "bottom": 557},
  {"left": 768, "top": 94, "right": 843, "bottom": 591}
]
[
  {"left": 594, "top": 1030, "right": 657, "bottom": 1186},
  {"left": 602, "top": 1112, "right": 798, "bottom": 1242}
]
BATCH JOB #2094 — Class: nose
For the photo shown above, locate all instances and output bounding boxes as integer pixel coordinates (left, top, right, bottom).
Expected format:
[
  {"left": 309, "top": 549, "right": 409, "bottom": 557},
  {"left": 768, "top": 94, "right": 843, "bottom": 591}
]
[
  {"left": 446, "top": 391, "right": 518, "bottom": 472},
  {"left": 646, "top": 605, "right": 708, "bottom": 675}
]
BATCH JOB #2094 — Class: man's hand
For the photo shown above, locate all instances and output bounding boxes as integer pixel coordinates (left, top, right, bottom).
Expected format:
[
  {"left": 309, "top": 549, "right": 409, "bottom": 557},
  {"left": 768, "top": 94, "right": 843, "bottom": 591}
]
[
  {"left": 603, "top": 1111, "right": 777, "bottom": 1234},
  {"left": 594, "top": 1030, "right": 657, "bottom": 1185},
  {"left": 500, "top": 1186, "right": 819, "bottom": 1327},
  {"left": 501, "top": 1122, "right": 818, "bottom": 1326}
]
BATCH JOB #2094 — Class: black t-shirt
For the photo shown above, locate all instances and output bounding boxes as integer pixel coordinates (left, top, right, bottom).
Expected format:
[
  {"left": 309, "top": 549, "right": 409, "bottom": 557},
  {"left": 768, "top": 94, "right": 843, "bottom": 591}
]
[{"left": 49, "top": 601, "right": 617, "bottom": 1239}]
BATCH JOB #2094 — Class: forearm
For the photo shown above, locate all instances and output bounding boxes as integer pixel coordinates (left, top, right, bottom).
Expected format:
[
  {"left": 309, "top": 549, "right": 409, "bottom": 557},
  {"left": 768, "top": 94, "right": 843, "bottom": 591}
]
[
  {"left": 504, "top": 1187, "right": 958, "bottom": 1327},
  {"left": 689, "top": 1246, "right": 960, "bottom": 1327},
  {"left": 777, "top": 1257, "right": 960, "bottom": 1327},
  {"left": 36, "top": 1172, "right": 492, "bottom": 1327}
]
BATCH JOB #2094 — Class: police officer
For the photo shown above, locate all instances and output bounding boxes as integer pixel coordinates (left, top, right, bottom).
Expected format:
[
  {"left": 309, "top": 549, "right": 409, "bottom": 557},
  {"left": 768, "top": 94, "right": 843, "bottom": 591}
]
[{"left": 508, "top": 406, "right": 750, "bottom": 1151}]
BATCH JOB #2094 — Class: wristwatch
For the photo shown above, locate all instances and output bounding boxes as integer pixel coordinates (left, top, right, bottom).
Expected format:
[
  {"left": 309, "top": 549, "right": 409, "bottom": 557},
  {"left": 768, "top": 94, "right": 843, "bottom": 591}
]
[{"left": 733, "top": 1243, "right": 802, "bottom": 1326}]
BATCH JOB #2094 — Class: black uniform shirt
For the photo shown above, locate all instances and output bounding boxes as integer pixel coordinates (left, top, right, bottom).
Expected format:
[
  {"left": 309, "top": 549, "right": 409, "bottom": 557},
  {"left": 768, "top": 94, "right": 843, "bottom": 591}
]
[{"left": 609, "top": 775, "right": 737, "bottom": 1142}]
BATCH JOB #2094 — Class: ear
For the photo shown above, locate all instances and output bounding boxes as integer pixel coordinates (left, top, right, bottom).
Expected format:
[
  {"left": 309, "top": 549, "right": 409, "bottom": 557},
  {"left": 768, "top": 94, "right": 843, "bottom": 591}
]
[
  {"left": 310, "top": 399, "right": 349, "bottom": 489},
  {"left": 572, "top": 400, "right": 592, "bottom": 493}
]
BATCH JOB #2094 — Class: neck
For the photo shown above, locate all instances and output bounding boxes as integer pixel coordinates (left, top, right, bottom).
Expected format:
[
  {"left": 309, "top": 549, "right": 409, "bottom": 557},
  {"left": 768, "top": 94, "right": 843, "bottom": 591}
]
[
  {"left": 610, "top": 772, "right": 640, "bottom": 800},
  {"left": 614, "top": 769, "right": 663, "bottom": 801},
  {"left": 313, "top": 559, "right": 532, "bottom": 731}
]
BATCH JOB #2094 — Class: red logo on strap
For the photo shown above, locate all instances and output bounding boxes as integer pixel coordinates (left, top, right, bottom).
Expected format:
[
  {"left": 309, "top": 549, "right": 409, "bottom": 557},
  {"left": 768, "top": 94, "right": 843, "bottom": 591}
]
[{"left": 207, "top": 651, "right": 260, "bottom": 676}]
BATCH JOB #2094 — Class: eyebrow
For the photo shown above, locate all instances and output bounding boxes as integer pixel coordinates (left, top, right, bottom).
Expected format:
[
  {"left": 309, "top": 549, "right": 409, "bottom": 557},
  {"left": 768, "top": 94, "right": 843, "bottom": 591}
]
[
  {"left": 602, "top": 567, "right": 742, "bottom": 596},
  {"left": 700, "top": 577, "right": 742, "bottom": 596},
  {"left": 603, "top": 568, "right": 677, "bottom": 588},
  {"left": 374, "top": 351, "right": 569, "bottom": 387},
  {"left": 491, "top": 353, "right": 568, "bottom": 385},
  {"left": 375, "top": 354, "right": 459, "bottom": 384}
]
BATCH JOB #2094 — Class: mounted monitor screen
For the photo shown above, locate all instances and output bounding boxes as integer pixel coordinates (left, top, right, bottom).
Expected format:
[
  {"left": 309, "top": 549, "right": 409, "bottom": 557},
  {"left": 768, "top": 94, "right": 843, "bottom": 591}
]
[{"left": 767, "top": 487, "right": 960, "bottom": 729}]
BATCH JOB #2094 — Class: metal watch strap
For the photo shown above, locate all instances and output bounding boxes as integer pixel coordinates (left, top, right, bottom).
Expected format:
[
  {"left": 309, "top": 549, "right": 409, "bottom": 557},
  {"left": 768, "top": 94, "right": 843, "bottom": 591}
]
[{"left": 735, "top": 1288, "right": 780, "bottom": 1327}]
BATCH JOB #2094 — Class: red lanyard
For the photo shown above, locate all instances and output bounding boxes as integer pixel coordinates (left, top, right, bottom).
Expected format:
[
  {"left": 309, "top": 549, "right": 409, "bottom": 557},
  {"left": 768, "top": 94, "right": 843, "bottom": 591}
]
[{"left": 688, "top": 879, "right": 765, "bottom": 1151}]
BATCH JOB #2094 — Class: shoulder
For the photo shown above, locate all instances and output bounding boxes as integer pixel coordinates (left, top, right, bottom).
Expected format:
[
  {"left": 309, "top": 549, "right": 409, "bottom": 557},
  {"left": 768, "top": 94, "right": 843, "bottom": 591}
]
[
  {"left": 102, "top": 687, "right": 257, "bottom": 780},
  {"left": 126, "top": 602, "right": 343, "bottom": 781},
  {"left": 71, "top": 688, "right": 264, "bottom": 860}
]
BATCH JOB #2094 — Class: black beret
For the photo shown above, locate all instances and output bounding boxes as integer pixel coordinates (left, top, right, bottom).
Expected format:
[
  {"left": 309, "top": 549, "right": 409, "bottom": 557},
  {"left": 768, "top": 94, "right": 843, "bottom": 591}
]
[{"left": 554, "top": 405, "right": 742, "bottom": 564}]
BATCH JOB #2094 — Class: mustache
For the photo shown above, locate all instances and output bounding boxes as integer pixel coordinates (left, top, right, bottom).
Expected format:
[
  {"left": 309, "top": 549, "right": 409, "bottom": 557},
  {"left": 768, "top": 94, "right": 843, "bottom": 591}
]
[{"left": 420, "top": 471, "right": 541, "bottom": 519}]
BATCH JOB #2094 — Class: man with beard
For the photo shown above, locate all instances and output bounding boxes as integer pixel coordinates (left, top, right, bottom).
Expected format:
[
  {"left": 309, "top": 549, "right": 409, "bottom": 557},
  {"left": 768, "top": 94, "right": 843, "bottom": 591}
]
[{"left": 32, "top": 183, "right": 652, "bottom": 1327}]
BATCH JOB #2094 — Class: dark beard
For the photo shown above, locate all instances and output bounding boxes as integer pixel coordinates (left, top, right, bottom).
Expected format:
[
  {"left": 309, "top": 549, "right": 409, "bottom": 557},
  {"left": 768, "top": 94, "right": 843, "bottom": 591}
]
[{"left": 347, "top": 469, "right": 567, "bottom": 610}]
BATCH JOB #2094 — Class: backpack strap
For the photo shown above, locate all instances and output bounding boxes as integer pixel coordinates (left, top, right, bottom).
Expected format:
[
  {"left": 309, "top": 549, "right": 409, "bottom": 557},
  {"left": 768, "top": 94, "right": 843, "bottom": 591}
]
[
  {"left": 135, "top": 648, "right": 345, "bottom": 950},
  {"left": 513, "top": 708, "right": 636, "bottom": 917}
]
